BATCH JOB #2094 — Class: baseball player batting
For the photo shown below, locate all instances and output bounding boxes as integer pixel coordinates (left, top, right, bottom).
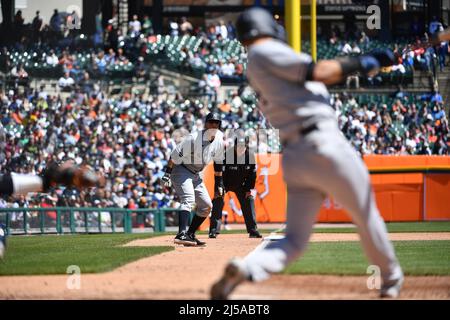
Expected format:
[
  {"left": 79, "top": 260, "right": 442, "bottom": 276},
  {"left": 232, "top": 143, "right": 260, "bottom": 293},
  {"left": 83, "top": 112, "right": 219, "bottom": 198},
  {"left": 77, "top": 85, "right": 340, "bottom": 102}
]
[
  {"left": 0, "top": 160, "right": 105, "bottom": 259},
  {"left": 162, "top": 112, "right": 225, "bottom": 246},
  {"left": 211, "top": 7, "right": 404, "bottom": 299}
]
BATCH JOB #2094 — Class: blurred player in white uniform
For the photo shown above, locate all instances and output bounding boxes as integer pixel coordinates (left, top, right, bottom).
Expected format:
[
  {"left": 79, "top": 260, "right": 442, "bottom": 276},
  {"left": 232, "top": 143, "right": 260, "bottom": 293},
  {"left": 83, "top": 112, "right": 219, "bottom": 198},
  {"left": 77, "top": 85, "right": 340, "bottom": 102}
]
[{"left": 211, "top": 8, "right": 403, "bottom": 299}]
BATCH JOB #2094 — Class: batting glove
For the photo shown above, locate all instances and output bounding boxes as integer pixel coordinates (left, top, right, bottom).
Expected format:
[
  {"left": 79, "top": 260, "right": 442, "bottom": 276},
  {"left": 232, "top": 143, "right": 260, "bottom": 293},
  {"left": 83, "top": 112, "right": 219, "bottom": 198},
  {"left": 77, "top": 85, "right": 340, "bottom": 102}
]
[
  {"left": 42, "top": 161, "right": 106, "bottom": 192},
  {"left": 214, "top": 176, "right": 225, "bottom": 198},
  {"left": 161, "top": 172, "right": 172, "bottom": 188}
]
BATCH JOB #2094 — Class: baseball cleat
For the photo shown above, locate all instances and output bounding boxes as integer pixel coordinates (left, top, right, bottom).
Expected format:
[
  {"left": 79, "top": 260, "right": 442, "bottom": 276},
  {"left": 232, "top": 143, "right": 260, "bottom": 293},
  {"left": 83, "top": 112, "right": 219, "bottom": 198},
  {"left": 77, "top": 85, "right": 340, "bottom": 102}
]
[
  {"left": 210, "top": 258, "right": 249, "bottom": 300},
  {"left": 174, "top": 231, "right": 197, "bottom": 246},
  {"left": 0, "top": 224, "right": 6, "bottom": 260},
  {"left": 380, "top": 274, "right": 404, "bottom": 298},
  {"left": 209, "top": 230, "right": 217, "bottom": 238},
  {"left": 249, "top": 231, "right": 262, "bottom": 238},
  {"left": 186, "top": 233, "right": 206, "bottom": 246}
]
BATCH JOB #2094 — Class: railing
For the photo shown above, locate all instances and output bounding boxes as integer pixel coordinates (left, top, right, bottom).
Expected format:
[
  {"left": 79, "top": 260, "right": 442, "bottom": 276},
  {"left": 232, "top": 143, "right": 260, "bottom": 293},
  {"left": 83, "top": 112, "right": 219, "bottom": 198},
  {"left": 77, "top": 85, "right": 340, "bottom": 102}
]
[{"left": 0, "top": 207, "right": 188, "bottom": 235}]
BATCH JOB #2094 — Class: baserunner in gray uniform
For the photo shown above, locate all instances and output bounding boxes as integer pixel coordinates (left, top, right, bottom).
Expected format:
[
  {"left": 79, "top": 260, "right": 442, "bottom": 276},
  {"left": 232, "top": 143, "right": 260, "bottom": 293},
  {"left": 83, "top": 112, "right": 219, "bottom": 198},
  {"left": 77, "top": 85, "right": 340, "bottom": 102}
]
[
  {"left": 162, "top": 112, "right": 225, "bottom": 246},
  {"left": 211, "top": 7, "right": 404, "bottom": 299}
]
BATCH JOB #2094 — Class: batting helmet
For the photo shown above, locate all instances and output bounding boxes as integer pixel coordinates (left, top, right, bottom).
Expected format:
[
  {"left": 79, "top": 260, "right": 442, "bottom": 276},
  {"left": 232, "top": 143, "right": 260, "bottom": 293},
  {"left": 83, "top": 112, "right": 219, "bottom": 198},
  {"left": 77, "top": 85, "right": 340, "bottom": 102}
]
[
  {"left": 205, "top": 112, "right": 222, "bottom": 127},
  {"left": 236, "top": 7, "right": 286, "bottom": 43}
]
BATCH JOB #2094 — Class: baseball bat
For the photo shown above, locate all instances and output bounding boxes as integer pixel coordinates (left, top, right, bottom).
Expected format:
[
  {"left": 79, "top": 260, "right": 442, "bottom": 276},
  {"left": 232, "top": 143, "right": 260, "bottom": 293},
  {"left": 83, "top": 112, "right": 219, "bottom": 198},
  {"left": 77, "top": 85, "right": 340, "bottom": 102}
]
[{"left": 431, "top": 28, "right": 450, "bottom": 44}]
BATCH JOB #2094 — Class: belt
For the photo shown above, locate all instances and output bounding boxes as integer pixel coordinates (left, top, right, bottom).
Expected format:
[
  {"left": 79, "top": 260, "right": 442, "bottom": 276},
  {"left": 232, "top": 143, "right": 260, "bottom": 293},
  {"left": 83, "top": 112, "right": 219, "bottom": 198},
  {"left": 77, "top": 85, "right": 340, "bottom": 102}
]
[
  {"left": 181, "top": 163, "right": 200, "bottom": 175},
  {"left": 282, "top": 124, "right": 318, "bottom": 148}
]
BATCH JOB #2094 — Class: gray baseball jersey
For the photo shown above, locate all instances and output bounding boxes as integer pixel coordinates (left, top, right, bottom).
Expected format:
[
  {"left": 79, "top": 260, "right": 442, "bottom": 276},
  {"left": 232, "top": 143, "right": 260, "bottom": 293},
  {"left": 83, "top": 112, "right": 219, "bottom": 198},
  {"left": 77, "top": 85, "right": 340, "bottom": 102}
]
[
  {"left": 246, "top": 39, "right": 335, "bottom": 140},
  {"left": 236, "top": 39, "right": 402, "bottom": 285},
  {"left": 171, "top": 129, "right": 225, "bottom": 174}
]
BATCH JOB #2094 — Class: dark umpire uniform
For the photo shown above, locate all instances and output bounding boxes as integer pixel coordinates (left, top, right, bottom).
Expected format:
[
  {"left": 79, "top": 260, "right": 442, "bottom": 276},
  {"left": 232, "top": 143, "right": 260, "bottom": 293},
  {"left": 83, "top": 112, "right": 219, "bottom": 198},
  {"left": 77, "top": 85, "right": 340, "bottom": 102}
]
[{"left": 209, "top": 136, "right": 262, "bottom": 238}]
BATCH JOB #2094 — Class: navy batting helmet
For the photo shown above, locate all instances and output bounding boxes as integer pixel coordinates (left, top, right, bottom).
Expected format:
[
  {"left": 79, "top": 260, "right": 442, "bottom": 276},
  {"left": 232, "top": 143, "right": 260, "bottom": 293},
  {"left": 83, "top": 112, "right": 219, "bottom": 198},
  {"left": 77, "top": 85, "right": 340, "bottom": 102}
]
[
  {"left": 236, "top": 7, "right": 286, "bottom": 43},
  {"left": 205, "top": 112, "right": 222, "bottom": 127}
]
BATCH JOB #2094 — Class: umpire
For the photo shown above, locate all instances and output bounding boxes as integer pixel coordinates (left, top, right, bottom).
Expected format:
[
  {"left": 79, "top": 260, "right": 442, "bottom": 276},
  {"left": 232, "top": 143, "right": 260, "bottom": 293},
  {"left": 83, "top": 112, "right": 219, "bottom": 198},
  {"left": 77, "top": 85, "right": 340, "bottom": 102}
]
[{"left": 209, "top": 134, "right": 262, "bottom": 239}]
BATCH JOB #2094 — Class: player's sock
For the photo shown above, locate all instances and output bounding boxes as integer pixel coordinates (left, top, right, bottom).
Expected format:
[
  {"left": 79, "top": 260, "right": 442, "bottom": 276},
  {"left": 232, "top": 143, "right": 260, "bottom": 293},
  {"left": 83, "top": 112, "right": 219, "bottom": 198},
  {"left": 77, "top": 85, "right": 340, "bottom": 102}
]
[
  {"left": 178, "top": 210, "right": 190, "bottom": 233},
  {"left": 10, "top": 174, "right": 43, "bottom": 196},
  {"left": 187, "top": 214, "right": 206, "bottom": 234}
]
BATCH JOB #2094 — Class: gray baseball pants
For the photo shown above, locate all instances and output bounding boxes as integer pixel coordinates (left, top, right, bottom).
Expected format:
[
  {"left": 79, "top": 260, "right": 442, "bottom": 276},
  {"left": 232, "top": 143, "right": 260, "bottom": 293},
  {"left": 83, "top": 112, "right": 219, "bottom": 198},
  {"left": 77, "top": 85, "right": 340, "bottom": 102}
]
[{"left": 171, "top": 165, "right": 212, "bottom": 217}]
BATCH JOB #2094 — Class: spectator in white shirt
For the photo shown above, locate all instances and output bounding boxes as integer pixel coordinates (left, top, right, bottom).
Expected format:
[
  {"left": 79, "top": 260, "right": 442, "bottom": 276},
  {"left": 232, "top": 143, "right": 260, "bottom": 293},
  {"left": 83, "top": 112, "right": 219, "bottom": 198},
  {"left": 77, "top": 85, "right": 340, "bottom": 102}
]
[
  {"left": 352, "top": 43, "right": 361, "bottom": 54},
  {"left": 11, "top": 64, "right": 28, "bottom": 79},
  {"left": 46, "top": 50, "right": 59, "bottom": 66},
  {"left": 58, "top": 72, "right": 75, "bottom": 89},
  {"left": 392, "top": 63, "right": 406, "bottom": 74},
  {"left": 206, "top": 71, "right": 221, "bottom": 102},
  {"left": 189, "top": 53, "right": 203, "bottom": 68},
  {"left": 38, "top": 85, "right": 48, "bottom": 100},
  {"left": 207, "top": 71, "right": 221, "bottom": 89},
  {"left": 342, "top": 42, "right": 352, "bottom": 55},
  {"left": 220, "top": 60, "right": 235, "bottom": 77},
  {"left": 169, "top": 20, "right": 179, "bottom": 36},
  {"left": 129, "top": 15, "right": 141, "bottom": 37},
  {"left": 219, "top": 20, "right": 228, "bottom": 39}
]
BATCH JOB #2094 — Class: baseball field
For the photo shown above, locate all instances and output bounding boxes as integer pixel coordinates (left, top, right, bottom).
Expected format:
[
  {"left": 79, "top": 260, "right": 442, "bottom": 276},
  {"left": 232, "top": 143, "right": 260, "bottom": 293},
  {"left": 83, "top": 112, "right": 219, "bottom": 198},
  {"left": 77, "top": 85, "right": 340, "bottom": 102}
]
[{"left": 0, "top": 222, "right": 449, "bottom": 300}]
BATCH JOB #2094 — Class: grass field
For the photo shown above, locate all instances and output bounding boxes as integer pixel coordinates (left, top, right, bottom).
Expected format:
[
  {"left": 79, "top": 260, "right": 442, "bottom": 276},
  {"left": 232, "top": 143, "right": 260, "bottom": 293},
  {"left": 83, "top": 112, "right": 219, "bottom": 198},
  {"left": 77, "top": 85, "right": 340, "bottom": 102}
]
[
  {"left": 284, "top": 240, "right": 450, "bottom": 276},
  {"left": 199, "top": 221, "right": 450, "bottom": 234},
  {"left": 0, "top": 233, "right": 173, "bottom": 276},
  {"left": 313, "top": 221, "right": 450, "bottom": 233}
]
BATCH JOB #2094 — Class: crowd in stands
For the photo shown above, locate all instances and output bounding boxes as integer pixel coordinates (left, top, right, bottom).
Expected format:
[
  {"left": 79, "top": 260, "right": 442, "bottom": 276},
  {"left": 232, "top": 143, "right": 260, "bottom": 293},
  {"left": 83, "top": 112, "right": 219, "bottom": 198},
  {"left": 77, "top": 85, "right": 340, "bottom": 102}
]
[
  {"left": 334, "top": 90, "right": 448, "bottom": 156},
  {"left": 329, "top": 27, "right": 449, "bottom": 88},
  {"left": 0, "top": 82, "right": 447, "bottom": 208},
  {"left": 0, "top": 80, "right": 269, "bottom": 227},
  {"left": 0, "top": 12, "right": 246, "bottom": 98},
  {"left": 2, "top": 10, "right": 448, "bottom": 89}
]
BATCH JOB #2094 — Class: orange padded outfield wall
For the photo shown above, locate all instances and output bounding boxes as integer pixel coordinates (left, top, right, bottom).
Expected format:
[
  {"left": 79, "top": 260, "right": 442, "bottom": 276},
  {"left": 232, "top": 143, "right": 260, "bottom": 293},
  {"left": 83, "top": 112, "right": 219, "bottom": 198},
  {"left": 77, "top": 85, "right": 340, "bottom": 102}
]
[{"left": 203, "top": 155, "right": 450, "bottom": 225}]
